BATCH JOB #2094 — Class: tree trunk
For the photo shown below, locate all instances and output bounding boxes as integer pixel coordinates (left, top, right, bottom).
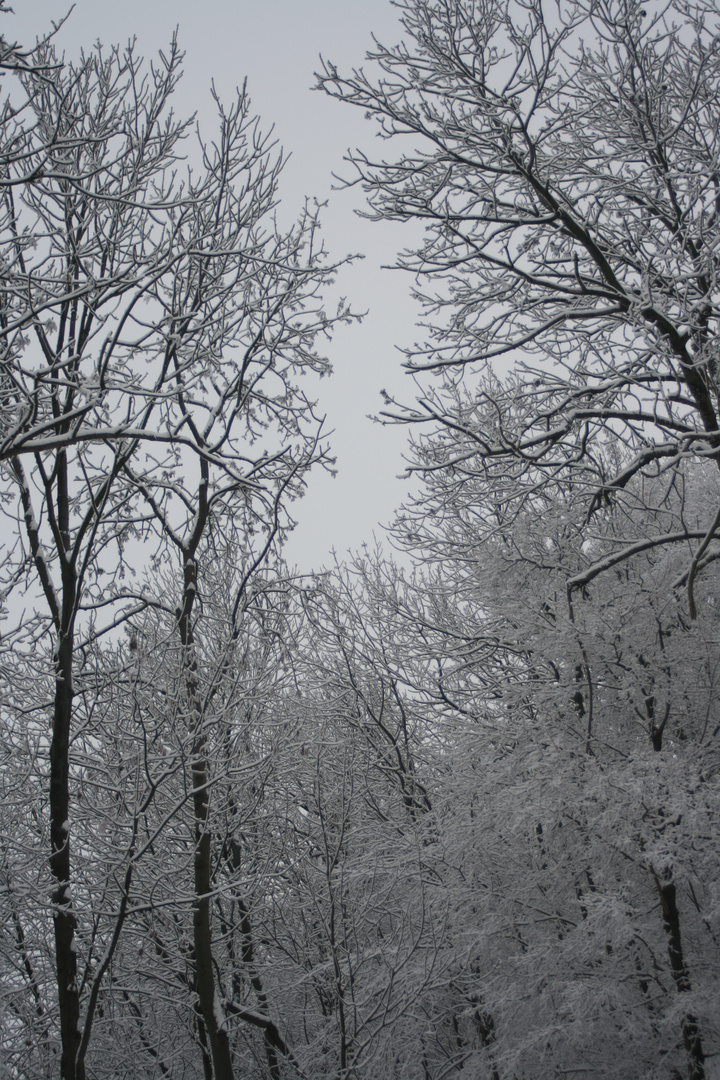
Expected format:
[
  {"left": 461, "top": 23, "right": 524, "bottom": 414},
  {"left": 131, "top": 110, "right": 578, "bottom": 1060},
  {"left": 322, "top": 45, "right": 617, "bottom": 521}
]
[
  {"left": 180, "top": 551, "right": 235, "bottom": 1080},
  {"left": 51, "top": 627, "right": 81, "bottom": 1080},
  {"left": 653, "top": 868, "right": 705, "bottom": 1080},
  {"left": 193, "top": 828, "right": 234, "bottom": 1080},
  {"left": 237, "top": 893, "right": 281, "bottom": 1080}
]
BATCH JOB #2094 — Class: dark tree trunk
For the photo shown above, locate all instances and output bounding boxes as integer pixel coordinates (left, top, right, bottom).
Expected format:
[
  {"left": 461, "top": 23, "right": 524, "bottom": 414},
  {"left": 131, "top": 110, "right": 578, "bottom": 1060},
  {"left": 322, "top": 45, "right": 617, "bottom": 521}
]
[
  {"left": 653, "top": 869, "right": 705, "bottom": 1080},
  {"left": 180, "top": 546, "right": 235, "bottom": 1080},
  {"left": 51, "top": 626, "right": 81, "bottom": 1080},
  {"left": 236, "top": 890, "right": 281, "bottom": 1080},
  {"left": 51, "top": 448, "right": 81, "bottom": 1079},
  {"left": 193, "top": 829, "right": 234, "bottom": 1080}
]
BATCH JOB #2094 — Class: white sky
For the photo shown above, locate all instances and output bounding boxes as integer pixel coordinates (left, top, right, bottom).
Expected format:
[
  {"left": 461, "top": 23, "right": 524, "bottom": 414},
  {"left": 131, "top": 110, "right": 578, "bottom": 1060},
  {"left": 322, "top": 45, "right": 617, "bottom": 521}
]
[{"left": 7, "top": 0, "right": 423, "bottom": 571}]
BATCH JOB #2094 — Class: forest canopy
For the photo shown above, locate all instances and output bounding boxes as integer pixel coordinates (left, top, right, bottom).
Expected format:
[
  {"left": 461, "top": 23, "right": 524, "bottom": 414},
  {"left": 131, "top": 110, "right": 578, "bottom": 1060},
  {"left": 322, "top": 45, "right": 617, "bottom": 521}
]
[{"left": 1, "top": 2, "right": 719, "bottom": 1079}]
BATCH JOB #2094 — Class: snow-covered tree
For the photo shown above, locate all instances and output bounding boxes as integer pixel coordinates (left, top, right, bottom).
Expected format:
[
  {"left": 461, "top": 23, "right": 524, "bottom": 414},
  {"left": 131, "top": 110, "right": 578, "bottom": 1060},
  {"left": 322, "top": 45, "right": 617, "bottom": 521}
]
[
  {"left": 317, "top": 5, "right": 720, "bottom": 1071},
  {"left": 383, "top": 460, "right": 720, "bottom": 1077},
  {"left": 320, "top": 0, "right": 720, "bottom": 597},
  {"left": 0, "top": 30, "right": 346, "bottom": 1079}
]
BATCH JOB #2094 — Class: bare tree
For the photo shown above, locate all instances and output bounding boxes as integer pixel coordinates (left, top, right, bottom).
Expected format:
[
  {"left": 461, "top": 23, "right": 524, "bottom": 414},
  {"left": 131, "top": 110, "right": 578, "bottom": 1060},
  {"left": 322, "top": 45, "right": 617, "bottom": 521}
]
[
  {"left": 316, "top": 5, "right": 720, "bottom": 1073},
  {"left": 319, "top": 0, "right": 720, "bottom": 602},
  {"left": 378, "top": 476, "right": 720, "bottom": 1077},
  {"left": 0, "top": 30, "right": 347, "bottom": 1080}
]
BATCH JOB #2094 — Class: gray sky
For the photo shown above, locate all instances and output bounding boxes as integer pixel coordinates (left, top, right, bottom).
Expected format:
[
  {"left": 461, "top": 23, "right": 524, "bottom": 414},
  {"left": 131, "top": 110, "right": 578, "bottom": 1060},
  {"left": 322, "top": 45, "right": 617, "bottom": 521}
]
[{"left": 7, "top": 0, "right": 423, "bottom": 571}]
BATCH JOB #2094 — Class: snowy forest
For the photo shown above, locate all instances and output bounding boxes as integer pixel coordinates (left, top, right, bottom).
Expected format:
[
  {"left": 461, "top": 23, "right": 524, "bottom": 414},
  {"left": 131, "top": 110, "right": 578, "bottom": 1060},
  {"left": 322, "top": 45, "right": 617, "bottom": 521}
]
[{"left": 1, "top": 1, "right": 719, "bottom": 1078}]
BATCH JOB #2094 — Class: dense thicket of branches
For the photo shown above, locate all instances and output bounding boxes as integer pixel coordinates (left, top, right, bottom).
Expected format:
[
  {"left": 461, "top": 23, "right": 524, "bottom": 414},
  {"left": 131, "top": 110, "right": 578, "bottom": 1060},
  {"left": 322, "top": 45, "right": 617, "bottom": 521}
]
[
  {"left": 315, "top": 0, "right": 720, "bottom": 1075},
  {"left": 2, "top": 3, "right": 720, "bottom": 1080}
]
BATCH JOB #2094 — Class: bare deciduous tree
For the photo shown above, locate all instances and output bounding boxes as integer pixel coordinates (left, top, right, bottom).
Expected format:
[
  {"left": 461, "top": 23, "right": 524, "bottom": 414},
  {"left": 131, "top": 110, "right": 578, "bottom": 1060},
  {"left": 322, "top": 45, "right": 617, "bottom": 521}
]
[
  {"left": 0, "top": 30, "right": 347, "bottom": 1079},
  {"left": 318, "top": 4, "right": 720, "bottom": 1074},
  {"left": 320, "top": 0, "right": 720, "bottom": 602}
]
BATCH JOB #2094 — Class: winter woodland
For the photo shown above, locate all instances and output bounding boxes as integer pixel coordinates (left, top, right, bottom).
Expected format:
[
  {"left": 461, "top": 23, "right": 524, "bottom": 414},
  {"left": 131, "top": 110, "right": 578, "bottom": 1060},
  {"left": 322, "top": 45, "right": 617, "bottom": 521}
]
[{"left": 1, "top": 1, "right": 719, "bottom": 1078}]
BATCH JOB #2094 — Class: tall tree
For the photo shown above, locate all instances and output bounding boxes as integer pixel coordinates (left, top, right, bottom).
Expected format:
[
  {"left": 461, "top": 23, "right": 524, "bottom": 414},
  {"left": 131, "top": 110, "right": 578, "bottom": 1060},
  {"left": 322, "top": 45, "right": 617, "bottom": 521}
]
[
  {"left": 0, "top": 30, "right": 346, "bottom": 1079},
  {"left": 319, "top": 2, "right": 720, "bottom": 1074}
]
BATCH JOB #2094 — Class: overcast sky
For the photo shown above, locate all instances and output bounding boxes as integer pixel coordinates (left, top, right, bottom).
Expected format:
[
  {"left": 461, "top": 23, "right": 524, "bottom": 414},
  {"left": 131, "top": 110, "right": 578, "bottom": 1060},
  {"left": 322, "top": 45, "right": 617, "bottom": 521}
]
[{"left": 7, "top": 1, "right": 423, "bottom": 571}]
